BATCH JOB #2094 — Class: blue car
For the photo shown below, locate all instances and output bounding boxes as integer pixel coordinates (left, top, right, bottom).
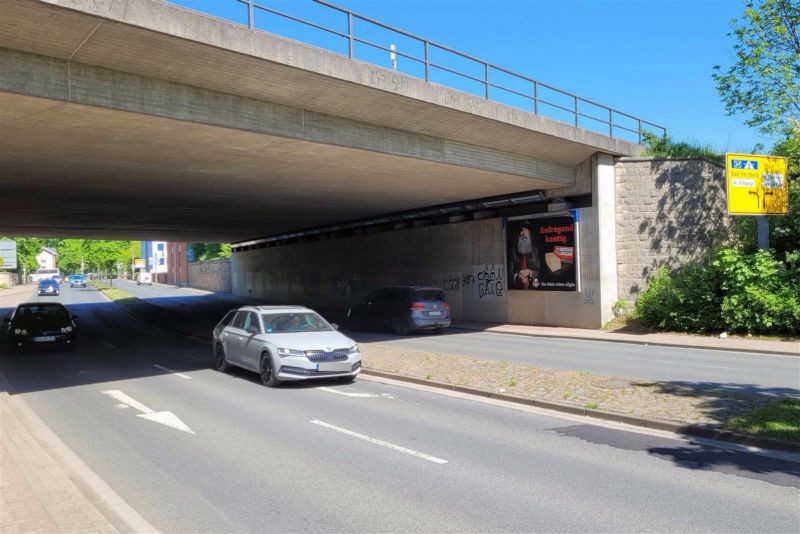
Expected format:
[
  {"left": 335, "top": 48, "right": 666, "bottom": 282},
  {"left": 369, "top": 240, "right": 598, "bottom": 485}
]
[
  {"left": 37, "top": 278, "right": 60, "bottom": 297},
  {"left": 69, "top": 275, "right": 87, "bottom": 288}
]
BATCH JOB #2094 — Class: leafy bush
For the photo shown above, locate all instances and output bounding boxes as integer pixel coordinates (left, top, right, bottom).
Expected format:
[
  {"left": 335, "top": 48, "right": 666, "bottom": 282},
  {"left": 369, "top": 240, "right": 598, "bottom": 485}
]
[
  {"left": 714, "top": 249, "right": 800, "bottom": 334},
  {"left": 634, "top": 264, "right": 723, "bottom": 332},
  {"left": 635, "top": 248, "right": 799, "bottom": 335}
]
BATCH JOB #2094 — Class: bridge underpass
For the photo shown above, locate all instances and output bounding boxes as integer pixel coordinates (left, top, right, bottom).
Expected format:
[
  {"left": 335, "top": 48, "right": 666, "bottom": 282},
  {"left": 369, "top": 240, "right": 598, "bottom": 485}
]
[
  {"left": 0, "top": 0, "right": 641, "bottom": 243},
  {"left": 0, "top": 0, "right": 659, "bottom": 328}
]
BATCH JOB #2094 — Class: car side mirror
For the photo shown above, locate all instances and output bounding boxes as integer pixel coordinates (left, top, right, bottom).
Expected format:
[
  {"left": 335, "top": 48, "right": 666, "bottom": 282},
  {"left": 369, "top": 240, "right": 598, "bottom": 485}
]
[
  {"left": 330, "top": 323, "right": 339, "bottom": 330},
  {"left": 247, "top": 326, "right": 259, "bottom": 335}
]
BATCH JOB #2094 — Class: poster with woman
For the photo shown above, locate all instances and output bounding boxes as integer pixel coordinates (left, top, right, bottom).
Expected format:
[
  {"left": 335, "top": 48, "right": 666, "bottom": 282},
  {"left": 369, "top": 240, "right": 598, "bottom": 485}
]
[{"left": 506, "top": 214, "right": 578, "bottom": 291}]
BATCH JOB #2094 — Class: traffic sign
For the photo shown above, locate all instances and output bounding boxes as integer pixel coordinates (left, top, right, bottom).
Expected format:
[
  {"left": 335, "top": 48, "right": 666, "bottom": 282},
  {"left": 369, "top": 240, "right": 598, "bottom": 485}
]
[{"left": 726, "top": 153, "right": 789, "bottom": 215}]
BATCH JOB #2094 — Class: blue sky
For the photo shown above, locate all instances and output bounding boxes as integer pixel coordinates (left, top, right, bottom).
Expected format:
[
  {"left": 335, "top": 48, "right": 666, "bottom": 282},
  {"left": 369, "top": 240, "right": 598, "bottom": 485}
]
[{"left": 167, "top": 0, "right": 774, "bottom": 153}]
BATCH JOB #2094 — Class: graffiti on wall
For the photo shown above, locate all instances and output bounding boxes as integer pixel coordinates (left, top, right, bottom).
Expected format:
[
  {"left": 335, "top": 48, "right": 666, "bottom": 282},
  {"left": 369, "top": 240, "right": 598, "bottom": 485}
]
[
  {"left": 432, "top": 272, "right": 461, "bottom": 294},
  {"left": 473, "top": 264, "right": 506, "bottom": 300}
]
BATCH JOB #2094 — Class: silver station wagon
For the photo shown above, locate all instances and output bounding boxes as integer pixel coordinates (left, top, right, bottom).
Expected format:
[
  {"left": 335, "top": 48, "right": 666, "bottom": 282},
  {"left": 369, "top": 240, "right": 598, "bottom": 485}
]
[{"left": 212, "top": 306, "right": 361, "bottom": 387}]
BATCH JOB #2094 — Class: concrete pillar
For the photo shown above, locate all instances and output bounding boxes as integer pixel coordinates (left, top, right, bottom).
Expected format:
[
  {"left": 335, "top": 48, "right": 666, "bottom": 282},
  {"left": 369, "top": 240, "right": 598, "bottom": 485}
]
[{"left": 594, "top": 153, "right": 618, "bottom": 326}]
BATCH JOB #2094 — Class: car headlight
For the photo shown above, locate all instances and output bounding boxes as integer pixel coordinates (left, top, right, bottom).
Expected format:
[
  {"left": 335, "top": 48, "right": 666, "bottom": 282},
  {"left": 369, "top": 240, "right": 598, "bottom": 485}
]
[
  {"left": 277, "top": 348, "right": 305, "bottom": 358},
  {"left": 61, "top": 326, "right": 73, "bottom": 333},
  {"left": 14, "top": 328, "right": 27, "bottom": 335},
  {"left": 348, "top": 345, "right": 359, "bottom": 354}
]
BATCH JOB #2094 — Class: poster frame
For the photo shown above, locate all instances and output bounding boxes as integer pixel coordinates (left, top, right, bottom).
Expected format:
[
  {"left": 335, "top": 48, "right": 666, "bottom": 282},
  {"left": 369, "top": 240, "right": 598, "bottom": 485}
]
[{"left": 503, "top": 209, "right": 581, "bottom": 293}]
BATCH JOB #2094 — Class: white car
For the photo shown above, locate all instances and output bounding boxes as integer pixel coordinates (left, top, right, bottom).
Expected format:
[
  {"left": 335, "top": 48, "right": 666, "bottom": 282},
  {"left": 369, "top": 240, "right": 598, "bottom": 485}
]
[{"left": 212, "top": 306, "right": 361, "bottom": 387}]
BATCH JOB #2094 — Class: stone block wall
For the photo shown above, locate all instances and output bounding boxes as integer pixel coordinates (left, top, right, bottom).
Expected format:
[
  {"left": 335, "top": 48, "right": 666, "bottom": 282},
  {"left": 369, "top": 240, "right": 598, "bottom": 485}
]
[
  {"left": 188, "top": 258, "right": 231, "bottom": 293},
  {"left": 615, "top": 157, "right": 729, "bottom": 303},
  {"left": 0, "top": 272, "right": 16, "bottom": 287}
]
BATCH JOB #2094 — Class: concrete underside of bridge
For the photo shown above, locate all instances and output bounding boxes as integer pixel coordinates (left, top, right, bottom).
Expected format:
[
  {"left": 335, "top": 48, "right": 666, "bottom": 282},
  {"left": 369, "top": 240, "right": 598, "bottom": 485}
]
[{"left": 0, "top": 0, "right": 640, "bottom": 242}]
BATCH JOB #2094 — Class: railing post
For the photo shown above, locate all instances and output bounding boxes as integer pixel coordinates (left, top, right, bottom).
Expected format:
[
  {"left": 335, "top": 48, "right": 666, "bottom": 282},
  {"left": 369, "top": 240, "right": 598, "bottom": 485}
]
[
  {"left": 484, "top": 63, "right": 490, "bottom": 99},
  {"left": 347, "top": 12, "right": 353, "bottom": 58},
  {"left": 533, "top": 81, "right": 538, "bottom": 115},
  {"left": 608, "top": 109, "right": 613, "bottom": 138},
  {"left": 424, "top": 41, "right": 429, "bottom": 82},
  {"left": 638, "top": 120, "right": 643, "bottom": 144},
  {"left": 247, "top": 0, "right": 254, "bottom": 29},
  {"left": 574, "top": 96, "right": 579, "bottom": 127}
]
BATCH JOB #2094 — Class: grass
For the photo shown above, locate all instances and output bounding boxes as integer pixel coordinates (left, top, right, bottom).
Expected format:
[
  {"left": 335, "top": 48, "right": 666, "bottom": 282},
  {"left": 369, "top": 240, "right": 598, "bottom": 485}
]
[
  {"left": 509, "top": 378, "right": 518, "bottom": 387},
  {"left": 0, "top": 283, "right": 7, "bottom": 290},
  {"left": 90, "top": 281, "right": 134, "bottom": 301},
  {"left": 725, "top": 398, "right": 800, "bottom": 442},
  {"left": 585, "top": 402, "right": 598, "bottom": 410}
]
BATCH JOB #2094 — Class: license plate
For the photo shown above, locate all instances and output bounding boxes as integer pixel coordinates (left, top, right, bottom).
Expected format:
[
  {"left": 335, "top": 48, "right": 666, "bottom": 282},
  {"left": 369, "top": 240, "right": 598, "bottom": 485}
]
[
  {"left": 428, "top": 311, "right": 442, "bottom": 316},
  {"left": 34, "top": 336, "right": 56, "bottom": 342},
  {"left": 318, "top": 362, "right": 349, "bottom": 372}
]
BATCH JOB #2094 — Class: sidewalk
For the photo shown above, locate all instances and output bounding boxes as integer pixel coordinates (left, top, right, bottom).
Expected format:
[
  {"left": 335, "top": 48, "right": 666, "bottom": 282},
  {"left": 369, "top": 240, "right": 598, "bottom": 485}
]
[
  {"left": 0, "top": 284, "right": 36, "bottom": 299},
  {"left": 0, "top": 370, "right": 155, "bottom": 533},
  {"left": 451, "top": 321, "right": 800, "bottom": 356}
]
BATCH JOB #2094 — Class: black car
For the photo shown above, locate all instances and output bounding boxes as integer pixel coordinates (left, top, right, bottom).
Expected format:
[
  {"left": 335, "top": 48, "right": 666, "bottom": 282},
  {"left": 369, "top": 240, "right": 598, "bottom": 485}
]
[
  {"left": 37, "top": 278, "right": 60, "bottom": 296},
  {"left": 4, "top": 303, "right": 78, "bottom": 351},
  {"left": 346, "top": 286, "right": 451, "bottom": 335}
]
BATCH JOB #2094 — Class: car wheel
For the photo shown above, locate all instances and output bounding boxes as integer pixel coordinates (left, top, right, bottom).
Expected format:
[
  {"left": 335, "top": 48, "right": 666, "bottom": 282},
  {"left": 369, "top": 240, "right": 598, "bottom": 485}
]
[
  {"left": 260, "top": 353, "right": 281, "bottom": 387},
  {"left": 214, "top": 344, "right": 230, "bottom": 372},
  {"left": 391, "top": 318, "right": 410, "bottom": 336}
]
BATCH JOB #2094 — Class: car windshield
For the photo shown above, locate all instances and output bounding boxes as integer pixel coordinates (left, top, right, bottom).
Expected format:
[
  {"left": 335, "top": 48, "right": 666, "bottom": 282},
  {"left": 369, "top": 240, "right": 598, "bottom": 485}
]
[
  {"left": 262, "top": 312, "right": 332, "bottom": 333},
  {"left": 15, "top": 305, "right": 69, "bottom": 327},
  {"left": 39, "top": 279, "right": 57, "bottom": 286},
  {"left": 414, "top": 289, "right": 446, "bottom": 301}
]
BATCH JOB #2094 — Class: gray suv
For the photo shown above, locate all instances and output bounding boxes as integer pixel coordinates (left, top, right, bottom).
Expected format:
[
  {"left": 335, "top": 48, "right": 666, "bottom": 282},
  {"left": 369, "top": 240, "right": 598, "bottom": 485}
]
[{"left": 346, "top": 286, "right": 451, "bottom": 335}]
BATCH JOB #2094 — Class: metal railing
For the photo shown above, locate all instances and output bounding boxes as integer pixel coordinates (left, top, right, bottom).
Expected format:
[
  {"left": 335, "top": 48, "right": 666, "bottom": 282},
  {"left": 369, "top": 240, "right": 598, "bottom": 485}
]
[{"left": 234, "top": 0, "right": 665, "bottom": 142}]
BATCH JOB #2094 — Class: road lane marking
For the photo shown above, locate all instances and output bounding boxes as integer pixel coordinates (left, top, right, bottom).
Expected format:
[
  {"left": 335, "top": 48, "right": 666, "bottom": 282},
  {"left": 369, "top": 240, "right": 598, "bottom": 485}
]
[
  {"left": 310, "top": 420, "right": 447, "bottom": 464},
  {"left": 99, "top": 341, "right": 116, "bottom": 349},
  {"left": 102, "top": 389, "right": 153, "bottom": 414},
  {"left": 153, "top": 364, "right": 192, "bottom": 379},
  {"left": 101, "top": 389, "right": 195, "bottom": 434},
  {"left": 318, "top": 387, "right": 377, "bottom": 398}
]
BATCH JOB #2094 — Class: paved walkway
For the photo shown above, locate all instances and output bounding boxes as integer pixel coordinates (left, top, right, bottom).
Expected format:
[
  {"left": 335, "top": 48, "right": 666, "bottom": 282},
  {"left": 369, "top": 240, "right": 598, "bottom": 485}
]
[{"left": 451, "top": 321, "right": 800, "bottom": 356}]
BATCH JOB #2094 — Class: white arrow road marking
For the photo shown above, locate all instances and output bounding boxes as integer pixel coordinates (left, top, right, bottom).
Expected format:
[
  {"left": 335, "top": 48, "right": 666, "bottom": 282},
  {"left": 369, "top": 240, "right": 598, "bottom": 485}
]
[
  {"left": 318, "top": 387, "right": 379, "bottom": 398},
  {"left": 102, "top": 390, "right": 153, "bottom": 414},
  {"left": 138, "top": 412, "right": 195, "bottom": 434},
  {"left": 102, "top": 389, "right": 195, "bottom": 434},
  {"left": 310, "top": 420, "right": 447, "bottom": 464},
  {"left": 153, "top": 364, "right": 192, "bottom": 379}
]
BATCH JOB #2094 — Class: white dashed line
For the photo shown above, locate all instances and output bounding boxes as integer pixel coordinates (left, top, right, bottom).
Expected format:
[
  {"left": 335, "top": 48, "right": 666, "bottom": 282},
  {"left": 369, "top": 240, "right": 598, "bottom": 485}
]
[
  {"left": 310, "top": 420, "right": 448, "bottom": 464},
  {"left": 153, "top": 364, "right": 192, "bottom": 379},
  {"left": 99, "top": 341, "right": 116, "bottom": 349}
]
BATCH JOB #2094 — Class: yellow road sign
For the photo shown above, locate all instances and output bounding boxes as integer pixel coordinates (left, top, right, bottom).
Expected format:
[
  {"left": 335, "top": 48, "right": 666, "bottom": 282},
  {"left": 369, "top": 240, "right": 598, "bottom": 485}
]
[{"left": 726, "top": 153, "right": 789, "bottom": 215}]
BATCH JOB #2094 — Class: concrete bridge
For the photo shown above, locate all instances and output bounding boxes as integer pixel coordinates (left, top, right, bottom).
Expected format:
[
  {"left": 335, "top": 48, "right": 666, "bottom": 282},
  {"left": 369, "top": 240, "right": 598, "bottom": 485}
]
[{"left": 1, "top": 0, "right": 643, "bottom": 242}]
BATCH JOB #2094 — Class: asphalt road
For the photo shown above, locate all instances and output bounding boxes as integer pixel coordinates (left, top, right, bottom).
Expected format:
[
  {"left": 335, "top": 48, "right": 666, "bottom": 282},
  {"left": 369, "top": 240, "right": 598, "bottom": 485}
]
[
  {"left": 117, "top": 280, "right": 800, "bottom": 396},
  {"left": 0, "top": 284, "right": 798, "bottom": 532}
]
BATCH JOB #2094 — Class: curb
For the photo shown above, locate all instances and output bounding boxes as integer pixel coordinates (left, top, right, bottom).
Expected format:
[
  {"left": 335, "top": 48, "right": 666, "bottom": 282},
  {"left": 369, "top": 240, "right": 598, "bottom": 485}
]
[
  {"left": 362, "top": 369, "right": 800, "bottom": 454},
  {"left": 448, "top": 325, "right": 800, "bottom": 357},
  {"left": 0, "top": 367, "right": 157, "bottom": 533}
]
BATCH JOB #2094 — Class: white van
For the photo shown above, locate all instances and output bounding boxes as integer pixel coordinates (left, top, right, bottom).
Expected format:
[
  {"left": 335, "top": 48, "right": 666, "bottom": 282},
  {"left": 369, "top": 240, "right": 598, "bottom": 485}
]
[{"left": 137, "top": 272, "right": 153, "bottom": 286}]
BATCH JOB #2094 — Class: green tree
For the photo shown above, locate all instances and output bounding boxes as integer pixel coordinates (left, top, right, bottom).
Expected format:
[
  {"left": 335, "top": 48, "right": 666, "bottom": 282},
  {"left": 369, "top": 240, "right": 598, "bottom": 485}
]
[
  {"left": 712, "top": 0, "right": 800, "bottom": 135},
  {"left": 190, "top": 243, "right": 231, "bottom": 262}
]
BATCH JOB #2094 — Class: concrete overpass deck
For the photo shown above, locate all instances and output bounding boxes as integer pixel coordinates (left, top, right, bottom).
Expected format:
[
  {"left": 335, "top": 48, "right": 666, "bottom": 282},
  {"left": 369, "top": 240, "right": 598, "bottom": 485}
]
[{"left": 1, "top": 0, "right": 643, "bottom": 242}]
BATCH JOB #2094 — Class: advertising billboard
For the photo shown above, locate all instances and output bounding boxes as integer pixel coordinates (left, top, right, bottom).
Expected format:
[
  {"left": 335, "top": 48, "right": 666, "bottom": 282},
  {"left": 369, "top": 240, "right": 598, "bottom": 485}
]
[
  {"left": 0, "top": 240, "right": 17, "bottom": 270},
  {"left": 506, "top": 213, "right": 579, "bottom": 291},
  {"left": 726, "top": 153, "right": 789, "bottom": 215}
]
